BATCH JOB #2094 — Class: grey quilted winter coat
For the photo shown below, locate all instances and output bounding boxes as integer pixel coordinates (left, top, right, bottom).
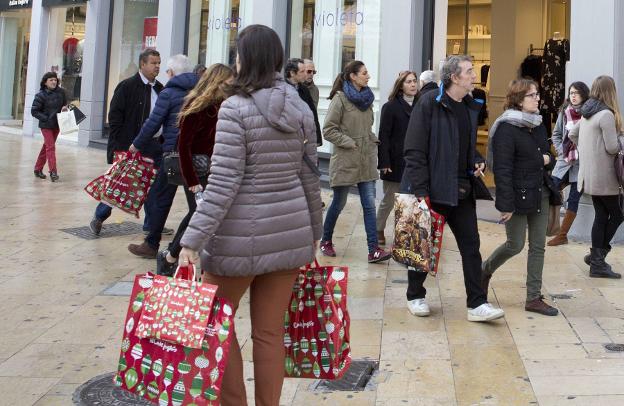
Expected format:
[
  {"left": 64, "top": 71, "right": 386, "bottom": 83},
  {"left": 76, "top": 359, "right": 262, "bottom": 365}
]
[{"left": 180, "top": 75, "right": 323, "bottom": 277}]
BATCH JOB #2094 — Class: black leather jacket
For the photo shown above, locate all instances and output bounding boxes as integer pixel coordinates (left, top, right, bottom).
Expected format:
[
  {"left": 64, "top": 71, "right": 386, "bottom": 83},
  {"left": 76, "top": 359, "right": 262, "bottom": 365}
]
[{"left": 31, "top": 87, "right": 67, "bottom": 129}]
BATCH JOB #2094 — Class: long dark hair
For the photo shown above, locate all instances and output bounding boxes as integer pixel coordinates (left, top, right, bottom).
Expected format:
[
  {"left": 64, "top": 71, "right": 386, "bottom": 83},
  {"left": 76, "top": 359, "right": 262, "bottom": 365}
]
[
  {"left": 560, "top": 81, "right": 590, "bottom": 111},
  {"left": 388, "top": 71, "right": 418, "bottom": 101},
  {"left": 229, "top": 25, "right": 284, "bottom": 97},
  {"left": 40, "top": 72, "right": 59, "bottom": 91},
  {"left": 328, "top": 60, "right": 365, "bottom": 100}
]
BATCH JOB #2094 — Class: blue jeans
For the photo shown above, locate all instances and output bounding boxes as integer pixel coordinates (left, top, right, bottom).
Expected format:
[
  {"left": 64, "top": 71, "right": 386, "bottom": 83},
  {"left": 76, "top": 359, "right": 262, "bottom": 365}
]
[
  {"left": 322, "top": 181, "right": 379, "bottom": 253},
  {"left": 552, "top": 174, "right": 581, "bottom": 213}
]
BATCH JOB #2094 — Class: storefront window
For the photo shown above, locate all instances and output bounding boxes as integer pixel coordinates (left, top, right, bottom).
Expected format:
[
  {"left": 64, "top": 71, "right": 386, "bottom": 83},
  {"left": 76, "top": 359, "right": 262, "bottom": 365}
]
[
  {"left": 0, "top": 10, "right": 30, "bottom": 120},
  {"left": 106, "top": 0, "right": 160, "bottom": 121},
  {"left": 187, "top": 0, "right": 209, "bottom": 66},
  {"left": 46, "top": 6, "right": 86, "bottom": 105},
  {"left": 204, "top": 0, "right": 240, "bottom": 67}
]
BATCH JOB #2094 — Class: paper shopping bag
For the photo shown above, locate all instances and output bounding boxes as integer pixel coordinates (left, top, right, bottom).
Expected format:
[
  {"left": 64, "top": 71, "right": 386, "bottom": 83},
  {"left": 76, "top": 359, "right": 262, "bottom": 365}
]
[
  {"left": 136, "top": 266, "right": 218, "bottom": 349},
  {"left": 57, "top": 110, "right": 79, "bottom": 134},
  {"left": 115, "top": 273, "right": 234, "bottom": 405},
  {"left": 284, "top": 261, "right": 351, "bottom": 379}
]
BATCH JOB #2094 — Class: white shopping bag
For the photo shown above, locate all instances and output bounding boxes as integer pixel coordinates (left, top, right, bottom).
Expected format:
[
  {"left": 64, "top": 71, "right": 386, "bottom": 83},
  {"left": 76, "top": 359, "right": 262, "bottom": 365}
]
[{"left": 57, "top": 110, "right": 79, "bottom": 134}]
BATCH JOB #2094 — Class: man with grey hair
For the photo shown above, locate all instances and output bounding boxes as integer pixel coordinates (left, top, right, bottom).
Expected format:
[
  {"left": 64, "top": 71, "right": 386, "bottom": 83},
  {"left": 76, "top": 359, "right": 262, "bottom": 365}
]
[
  {"left": 415, "top": 70, "right": 439, "bottom": 103},
  {"left": 402, "top": 55, "right": 504, "bottom": 322},
  {"left": 128, "top": 54, "right": 200, "bottom": 259},
  {"left": 302, "top": 58, "right": 320, "bottom": 108}
]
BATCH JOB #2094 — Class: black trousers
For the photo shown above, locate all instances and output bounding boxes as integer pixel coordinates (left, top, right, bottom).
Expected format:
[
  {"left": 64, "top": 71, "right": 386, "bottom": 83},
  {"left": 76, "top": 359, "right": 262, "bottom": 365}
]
[
  {"left": 591, "top": 195, "right": 624, "bottom": 249},
  {"left": 406, "top": 197, "right": 488, "bottom": 309},
  {"left": 167, "top": 176, "right": 208, "bottom": 257}
]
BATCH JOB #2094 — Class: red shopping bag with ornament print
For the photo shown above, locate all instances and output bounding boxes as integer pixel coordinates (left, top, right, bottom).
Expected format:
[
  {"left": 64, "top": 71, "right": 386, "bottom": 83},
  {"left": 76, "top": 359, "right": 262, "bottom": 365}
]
[
  {"left": 429, "top": 204, "right": 445, "bottom": 276},
  {"left": 135, "top": 266, "right": 218, "bottom": 349},
  {"left": 284, "top": 260, "right": 351, "bottom": 379},
  {"left": 84, "top": 151, "right": 157, "bottom": 218},
  {"left": 114, "top": 270, "right": 233, "bottom": 405}
]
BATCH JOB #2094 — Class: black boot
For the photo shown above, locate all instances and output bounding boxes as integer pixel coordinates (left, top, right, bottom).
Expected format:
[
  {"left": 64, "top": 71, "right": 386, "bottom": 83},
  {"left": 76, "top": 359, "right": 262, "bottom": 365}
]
[
  {"left": 49, "top": 172, "right": 59, "bottom": 182},
  {"left": 589, "top": 247, "right": 621, "bottom": 279},
  {"left": 34, "top": 170, "right": 46, "bottom": 179},
  {"left": 585, "top": 245, "right": 612, "bottom": 268}
]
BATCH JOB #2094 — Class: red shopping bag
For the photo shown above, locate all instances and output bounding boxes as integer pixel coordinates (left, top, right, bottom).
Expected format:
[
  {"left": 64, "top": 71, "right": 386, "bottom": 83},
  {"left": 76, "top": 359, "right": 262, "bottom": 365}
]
[
  {"left": 136, "top": 266, "right": 218, "bottom": 349},
  {"left": 429, "top": 206, "right": 445, "bottom": 276},
  {"left": 284, "top": 261, "right": 351, "bottom": 379},
  {"left": 84, "top": 151, "right": 157, "bottom": 218},
  {"left": 115, "top": 272, "right": 233, "bottom": 405}
]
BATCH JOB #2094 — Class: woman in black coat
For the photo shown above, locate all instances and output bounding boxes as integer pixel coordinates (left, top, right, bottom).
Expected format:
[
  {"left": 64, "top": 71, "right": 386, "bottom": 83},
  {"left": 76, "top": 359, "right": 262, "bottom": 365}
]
[
  {"left": 482, "top": 78, "right": 561, "bottom": 316},
  {"left": 376, "top": 71, "right": 419, "bottom": 244},
  {"left": 31, "top": 72, "right": 68, "bottom": 182}
]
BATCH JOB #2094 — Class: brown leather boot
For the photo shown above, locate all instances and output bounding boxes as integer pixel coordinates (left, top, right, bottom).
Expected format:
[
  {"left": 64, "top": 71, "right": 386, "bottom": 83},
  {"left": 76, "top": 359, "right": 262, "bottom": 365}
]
[
  {"left": 525, "top": 296, "right": 559, "bottom": 316},
  {"left": 128, "top": 241, "right": 158, "bottom": 259},
  {"left": 547, "top": 210, "right": 576, "bottom": 246},
  {"left": 377, "top": 231, "right": 386, "bottom": 245}
]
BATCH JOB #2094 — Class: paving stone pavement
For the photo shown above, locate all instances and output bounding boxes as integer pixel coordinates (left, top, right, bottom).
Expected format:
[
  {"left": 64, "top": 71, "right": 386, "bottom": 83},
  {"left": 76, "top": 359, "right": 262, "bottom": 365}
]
[{"left": 3, "top": 131, "right": 624, "bottom": 406}]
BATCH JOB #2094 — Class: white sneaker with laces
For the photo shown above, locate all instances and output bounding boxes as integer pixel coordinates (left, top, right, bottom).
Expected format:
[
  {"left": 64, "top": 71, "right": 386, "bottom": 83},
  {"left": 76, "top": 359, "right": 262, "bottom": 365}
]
[
  {"left": 467, "top": 303, "right": 505, "bottom": 322},
  {"left": 407, "top": 298, "right": 431, "bottom": 317}
]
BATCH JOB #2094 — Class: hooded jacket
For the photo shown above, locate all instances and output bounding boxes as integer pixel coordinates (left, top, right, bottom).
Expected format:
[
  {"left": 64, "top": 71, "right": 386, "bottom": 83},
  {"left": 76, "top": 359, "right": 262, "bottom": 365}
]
[
  {"left": 133, "top": 72, "right": 199, "bottom": 153},
  {"left": 569, "top": 98, "right": 621, "bottom": 196},
  {"left": 180, "top": 75, "right": 323, "bottom": 277}
]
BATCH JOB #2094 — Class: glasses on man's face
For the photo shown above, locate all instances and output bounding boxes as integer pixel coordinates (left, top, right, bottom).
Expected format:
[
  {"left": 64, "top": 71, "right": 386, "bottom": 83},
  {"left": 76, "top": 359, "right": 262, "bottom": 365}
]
[
  {"left": 306, "top": 70, "right": 317, "bottom": 75},
  {"left": 569, "top": 90, "right": 580, "bottom": 96},
  {"left": 525, "top": 92, "right": 540, "bottom": 100}
]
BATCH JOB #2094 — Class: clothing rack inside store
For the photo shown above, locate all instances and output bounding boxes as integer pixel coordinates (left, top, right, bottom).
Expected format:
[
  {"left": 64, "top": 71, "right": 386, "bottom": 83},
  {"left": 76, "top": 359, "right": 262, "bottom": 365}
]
[{"left": 528, "top": 43, "right": 544, "bottom": 55}]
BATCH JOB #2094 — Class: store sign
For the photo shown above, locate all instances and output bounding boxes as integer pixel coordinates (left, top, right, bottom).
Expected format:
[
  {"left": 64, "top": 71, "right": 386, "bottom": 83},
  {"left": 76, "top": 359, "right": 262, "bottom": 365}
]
[
  {"left": 42, "top": 0, "right": 88, "bottom": 5},
  {"left": 0, "top": 0, "right": 32, "bottom": 11},
  {"left": 143, "top": 17, "right": 158, "bottom": 50},
  {"left": 314, "top": 8, "right": 364, "bottom": 27},
  {"left": 207, "top": 16, "right": 241, "bottom": 31}
]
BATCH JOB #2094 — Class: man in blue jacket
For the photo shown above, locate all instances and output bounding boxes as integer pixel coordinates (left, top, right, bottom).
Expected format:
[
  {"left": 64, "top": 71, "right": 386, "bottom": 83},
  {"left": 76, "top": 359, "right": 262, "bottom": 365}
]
[
  {"left": 127, "top": 54, "right": 199, "bottom": 259},
  {"left": 403, "top": 55, "right": 504, "bottom": 322}
]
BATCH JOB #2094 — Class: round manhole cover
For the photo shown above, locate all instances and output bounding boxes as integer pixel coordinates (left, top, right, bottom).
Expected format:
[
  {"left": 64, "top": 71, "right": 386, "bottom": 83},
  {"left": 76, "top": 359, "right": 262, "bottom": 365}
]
[
  {"left": 72, "top": 372, "right": 153, "bottom": 405},
  {"left": 604, "top": 343, "right": 624, "bottom": 352}
]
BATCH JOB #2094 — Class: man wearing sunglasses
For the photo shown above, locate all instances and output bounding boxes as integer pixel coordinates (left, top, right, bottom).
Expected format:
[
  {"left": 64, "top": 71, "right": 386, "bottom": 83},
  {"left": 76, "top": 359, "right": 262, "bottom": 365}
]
[
  {"left": 286, "top": 58, "right": 322, "bottom": 146},
  {"left": 303, "top": 59, "right": 319, "bottom": 109}
]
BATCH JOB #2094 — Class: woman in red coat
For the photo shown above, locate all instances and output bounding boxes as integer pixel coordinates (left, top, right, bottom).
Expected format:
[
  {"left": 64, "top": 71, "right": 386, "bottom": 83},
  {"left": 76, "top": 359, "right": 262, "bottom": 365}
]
[{"left": 157, "top": 63, "right": 235, "bottom": 276}]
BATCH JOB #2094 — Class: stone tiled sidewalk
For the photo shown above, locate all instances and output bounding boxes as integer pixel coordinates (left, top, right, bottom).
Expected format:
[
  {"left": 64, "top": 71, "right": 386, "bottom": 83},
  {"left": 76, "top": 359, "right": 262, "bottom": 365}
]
[{"left": 2, "top": 132, "right": 624, "bottom": 406}]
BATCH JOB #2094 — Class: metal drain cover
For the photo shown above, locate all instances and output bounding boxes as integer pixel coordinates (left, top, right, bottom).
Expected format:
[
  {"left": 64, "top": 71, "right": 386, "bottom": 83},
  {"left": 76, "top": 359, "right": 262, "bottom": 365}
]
[
  {"left": 60, "top": 222, "right": 144, "bottom": 240},
  {"left": 604, "top": 343, "right": 624, "bottom": 352},
  {"left": 72, "top": 372, "right": 152, "bottom": 405},
  {"left": 314, "top": 360, "right": 378, "bottom": 391}
]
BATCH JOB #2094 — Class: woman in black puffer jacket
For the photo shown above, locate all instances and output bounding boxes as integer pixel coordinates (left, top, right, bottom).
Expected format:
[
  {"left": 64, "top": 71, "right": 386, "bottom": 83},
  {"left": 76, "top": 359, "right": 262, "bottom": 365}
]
[
  {"left": 31, "top": 72, "right": 68, "bottom": 182},
  {"left": 482, "top": 78, "right": 561, "bottom": 317}
]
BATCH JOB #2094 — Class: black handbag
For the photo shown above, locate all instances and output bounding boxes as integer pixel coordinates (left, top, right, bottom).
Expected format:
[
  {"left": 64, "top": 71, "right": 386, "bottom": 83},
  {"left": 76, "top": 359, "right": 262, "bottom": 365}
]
[
  {"left": 68, "top": 104, "right": 86, "bottom": 124},
  {"left": 163, "top": 152, "right": 210, "bottom": 186}
]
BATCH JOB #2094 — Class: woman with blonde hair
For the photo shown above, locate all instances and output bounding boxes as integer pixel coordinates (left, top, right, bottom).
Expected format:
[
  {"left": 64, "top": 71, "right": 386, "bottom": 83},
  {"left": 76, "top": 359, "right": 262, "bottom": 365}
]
[
  {"left": 569, "top": 75, "right": 623, "bottom": 279},
  {"left": 156, "top": 63, "right": 235, "bottom": 276}
]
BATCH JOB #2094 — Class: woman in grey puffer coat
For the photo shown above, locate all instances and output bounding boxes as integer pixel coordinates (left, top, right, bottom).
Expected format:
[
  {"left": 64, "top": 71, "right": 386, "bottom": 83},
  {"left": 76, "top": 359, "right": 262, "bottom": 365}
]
[{"left": 178, "top": 25, "right": 322, "bottom": 406}]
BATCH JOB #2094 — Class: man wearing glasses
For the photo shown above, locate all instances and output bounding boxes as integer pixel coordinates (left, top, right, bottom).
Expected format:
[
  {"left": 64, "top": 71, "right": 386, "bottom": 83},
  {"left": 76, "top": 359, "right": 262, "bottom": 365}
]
[
  {"left": 286, "top": 58, "right": 322, "bottom": 146},
  {"left": 303, "top": 59, "right": 319, "bottom": 109}
]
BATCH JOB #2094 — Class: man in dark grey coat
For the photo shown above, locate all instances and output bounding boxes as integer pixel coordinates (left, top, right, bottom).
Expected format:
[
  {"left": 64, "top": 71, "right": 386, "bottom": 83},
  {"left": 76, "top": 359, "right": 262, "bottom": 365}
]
[
  {"left": 403, "top": 55, "right": 504, "bottom": 322},
  {"left": 285, "top": 58, "right": 322, "bottom": 145}
]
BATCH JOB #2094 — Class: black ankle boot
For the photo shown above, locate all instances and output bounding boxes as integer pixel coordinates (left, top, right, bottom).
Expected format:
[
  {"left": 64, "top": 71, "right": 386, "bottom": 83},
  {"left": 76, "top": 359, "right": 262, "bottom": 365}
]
[
  {"left": 589, "top": 247, "right": 621, "bottom": 279},
  {"left": 585, "top": 245, "right": 612, "bottom": 269},
  {"left": 49, "top": 172, "right": 59, "bottom": 182},
  {"left": 34, "top": 170, "right": 46, "bottom": 179}
]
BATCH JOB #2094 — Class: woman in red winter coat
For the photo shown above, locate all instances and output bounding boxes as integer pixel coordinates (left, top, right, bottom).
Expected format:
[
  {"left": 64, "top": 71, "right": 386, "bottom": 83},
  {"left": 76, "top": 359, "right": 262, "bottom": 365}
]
[{"left": 156, "top": 63, "right": 235, "bottom": 276}]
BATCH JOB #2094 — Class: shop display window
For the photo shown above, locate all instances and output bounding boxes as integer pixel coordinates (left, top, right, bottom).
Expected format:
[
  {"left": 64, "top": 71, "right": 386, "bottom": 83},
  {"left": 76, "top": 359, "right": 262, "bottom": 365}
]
[{"left": 0, "top": 10, "right": 30, "bottom": 120}]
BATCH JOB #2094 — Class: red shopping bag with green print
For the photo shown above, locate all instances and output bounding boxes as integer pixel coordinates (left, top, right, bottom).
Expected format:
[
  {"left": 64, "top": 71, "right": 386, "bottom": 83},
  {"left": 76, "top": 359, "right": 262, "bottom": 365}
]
[
  {"left": 284, "top": 260, "right": 351, "bottom": 379},
  {"left": 114, "top": 271, "right": 233, "bottom": 405},
  {"left": 135, "top": 266, "right": 218, "bottom": 349}
]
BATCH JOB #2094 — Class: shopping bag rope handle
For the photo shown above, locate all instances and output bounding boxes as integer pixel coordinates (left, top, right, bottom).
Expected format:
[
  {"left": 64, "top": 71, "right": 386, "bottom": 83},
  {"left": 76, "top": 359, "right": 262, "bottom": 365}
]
[{"left": 174, "top": 263, "right": 197, "bottom": 281}]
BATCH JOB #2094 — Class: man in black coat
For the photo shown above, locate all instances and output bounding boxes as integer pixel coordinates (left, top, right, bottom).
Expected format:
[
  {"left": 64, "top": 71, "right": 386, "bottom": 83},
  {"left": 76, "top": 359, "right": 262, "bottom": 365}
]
[
  {"left": 90, "top": 49, "right": 164, "bottom": 235},
  {"left": 285, "top": 58, "right": 322, "bottom": 146},
  {"left": 403, "top": 55, "right": 504, "bottom": 322}
]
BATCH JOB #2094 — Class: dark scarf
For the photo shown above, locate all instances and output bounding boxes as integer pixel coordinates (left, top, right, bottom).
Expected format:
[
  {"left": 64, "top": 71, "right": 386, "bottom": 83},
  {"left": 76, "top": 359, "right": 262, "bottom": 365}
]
[{"left": 342, "top": 80, "right": 374, "bottom": 111}]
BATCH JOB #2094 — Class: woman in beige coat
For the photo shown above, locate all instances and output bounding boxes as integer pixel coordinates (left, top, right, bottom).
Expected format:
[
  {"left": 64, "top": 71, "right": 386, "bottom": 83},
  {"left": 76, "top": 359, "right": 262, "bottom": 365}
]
[
  {"left": 319, "top": 60, "right": 391, "bottom": 263},
  {"left": 569, "top": 75, "right": 623, "bottom": 279},
  {"left": 179, "top": 25, "right": 322, "bottom": 405}
]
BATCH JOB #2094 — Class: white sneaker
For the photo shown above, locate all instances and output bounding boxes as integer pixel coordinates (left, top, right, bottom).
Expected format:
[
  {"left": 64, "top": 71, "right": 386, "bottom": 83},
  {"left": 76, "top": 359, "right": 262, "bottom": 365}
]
[
  {"left": 467, "top": 303, "right": 505, "bottom": 322},
  {"left": 407, "top": 298, "right": 431, "bottom": 317}
]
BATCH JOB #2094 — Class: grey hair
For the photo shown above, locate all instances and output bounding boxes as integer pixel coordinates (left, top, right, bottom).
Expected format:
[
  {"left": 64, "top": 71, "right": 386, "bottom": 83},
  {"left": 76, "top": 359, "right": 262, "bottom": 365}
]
[
  {"left": 167, "top": 54, "right": 193, "bottom": 76},
  {"left": 419, "top": 70, "right": 436, "bottom": 84},
  {"left": 440, "top": 55, "right": 472, "bottom": 88},
  {"left": 303, "top": 58, "right": 314, "bottom": 65}
]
